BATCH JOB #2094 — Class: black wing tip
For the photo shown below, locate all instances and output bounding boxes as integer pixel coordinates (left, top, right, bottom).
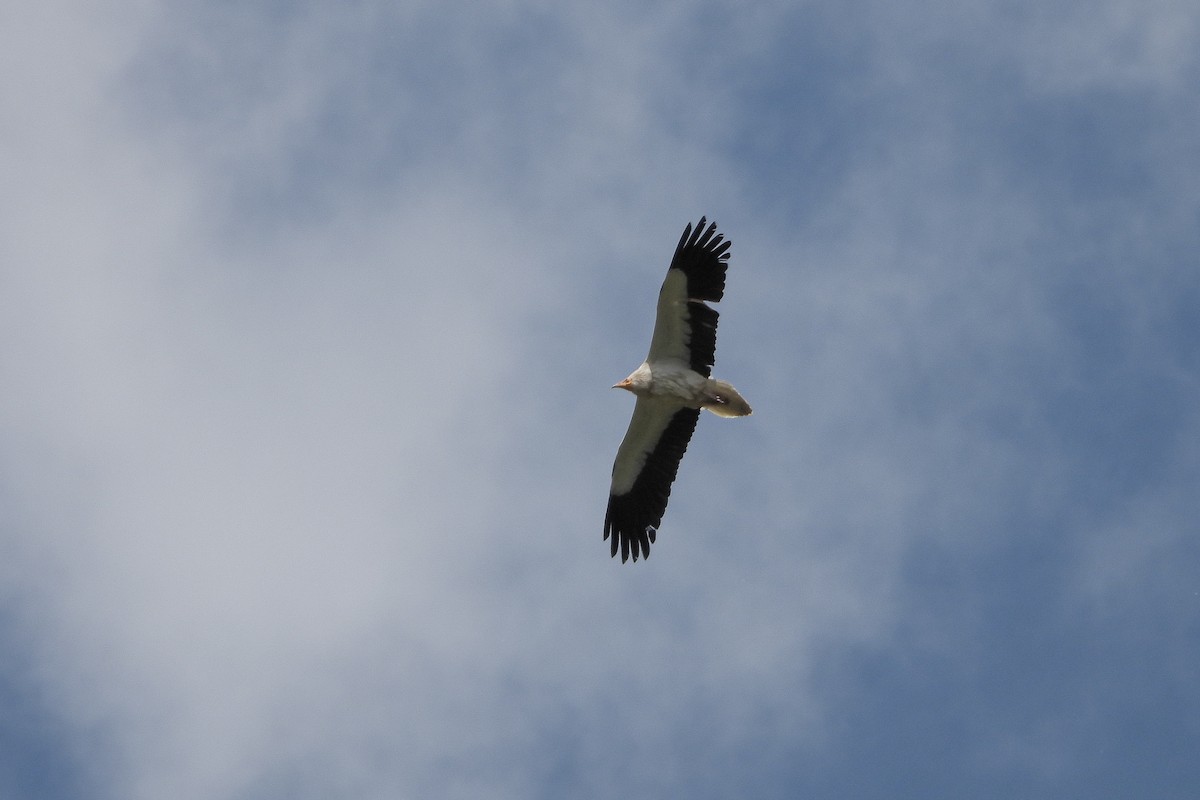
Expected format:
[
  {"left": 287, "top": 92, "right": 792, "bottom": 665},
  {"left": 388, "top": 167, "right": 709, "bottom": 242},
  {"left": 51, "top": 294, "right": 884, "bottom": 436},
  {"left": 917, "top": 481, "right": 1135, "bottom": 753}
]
[
  {"left": 675, "top": 216, "right": 723, "bottom": 254},
  {"left": 604, "top": 494, "right": 660, "bottom": 564},
  {"left": 670, "top": 217, "right": 730, "bottom": 303},
  {"left": 604, "top": 517, "right": 655, "bottom": 563}
]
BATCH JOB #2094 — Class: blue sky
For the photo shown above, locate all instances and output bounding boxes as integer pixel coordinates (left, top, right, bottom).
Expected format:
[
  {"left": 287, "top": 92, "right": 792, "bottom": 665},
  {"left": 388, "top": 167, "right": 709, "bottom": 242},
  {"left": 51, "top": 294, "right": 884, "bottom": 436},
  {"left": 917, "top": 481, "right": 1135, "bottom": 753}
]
[{"left": 3, "top": 1, "right": 1198, "bottom": 798}]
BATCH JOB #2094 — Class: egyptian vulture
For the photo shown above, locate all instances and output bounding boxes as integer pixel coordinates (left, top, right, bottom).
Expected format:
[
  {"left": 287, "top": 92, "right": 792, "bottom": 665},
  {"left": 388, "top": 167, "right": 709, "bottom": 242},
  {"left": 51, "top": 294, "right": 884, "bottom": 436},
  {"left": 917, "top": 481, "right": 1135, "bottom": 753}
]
[{"left": 604, "top": 218, "right": 752, "bottom": 562}]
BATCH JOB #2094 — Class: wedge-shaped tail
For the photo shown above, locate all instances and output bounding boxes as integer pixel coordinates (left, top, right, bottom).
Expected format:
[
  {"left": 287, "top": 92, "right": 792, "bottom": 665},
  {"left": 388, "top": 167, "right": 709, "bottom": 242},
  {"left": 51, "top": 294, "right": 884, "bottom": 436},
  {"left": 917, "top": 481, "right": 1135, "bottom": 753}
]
[{"left": 702, "top": 379, "right": 753, "bottom": 417}]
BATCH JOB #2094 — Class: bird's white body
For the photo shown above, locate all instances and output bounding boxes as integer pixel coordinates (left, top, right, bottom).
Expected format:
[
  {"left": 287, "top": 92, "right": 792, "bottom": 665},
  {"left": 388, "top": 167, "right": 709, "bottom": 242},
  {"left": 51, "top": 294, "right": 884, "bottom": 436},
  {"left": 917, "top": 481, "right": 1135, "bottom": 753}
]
[
  {"left": 616, "top": 360, "right": 752, "bottom": 418},
  {"left": 610, "top": 360, "right": 751, "bottom": 498}
]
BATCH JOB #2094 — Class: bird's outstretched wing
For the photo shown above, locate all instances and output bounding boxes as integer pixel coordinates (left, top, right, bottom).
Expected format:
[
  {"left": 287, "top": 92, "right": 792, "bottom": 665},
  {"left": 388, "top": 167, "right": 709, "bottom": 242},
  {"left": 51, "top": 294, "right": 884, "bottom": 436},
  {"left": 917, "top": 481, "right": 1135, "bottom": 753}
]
[
  {"left": 645, "top": 217, "right": 730, "bottom": 377},
  {"left": 605, "top": 399, "right": 701, "bottom": 562}
]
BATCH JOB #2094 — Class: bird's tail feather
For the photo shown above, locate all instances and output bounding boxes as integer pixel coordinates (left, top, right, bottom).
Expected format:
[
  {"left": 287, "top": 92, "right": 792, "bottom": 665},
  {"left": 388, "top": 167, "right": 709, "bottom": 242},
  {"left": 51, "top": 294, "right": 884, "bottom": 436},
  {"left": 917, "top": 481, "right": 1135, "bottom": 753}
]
[{"left": 702, "top": 379, "right": 753, "bottom": 417}]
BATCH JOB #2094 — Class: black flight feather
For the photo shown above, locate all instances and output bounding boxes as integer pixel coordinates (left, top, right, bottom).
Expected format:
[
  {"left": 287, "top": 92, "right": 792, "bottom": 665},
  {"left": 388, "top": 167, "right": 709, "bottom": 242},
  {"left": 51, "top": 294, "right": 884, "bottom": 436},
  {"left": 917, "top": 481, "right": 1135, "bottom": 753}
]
[{"left": 604, "top": 407, "right": 701, "bottom": 562}]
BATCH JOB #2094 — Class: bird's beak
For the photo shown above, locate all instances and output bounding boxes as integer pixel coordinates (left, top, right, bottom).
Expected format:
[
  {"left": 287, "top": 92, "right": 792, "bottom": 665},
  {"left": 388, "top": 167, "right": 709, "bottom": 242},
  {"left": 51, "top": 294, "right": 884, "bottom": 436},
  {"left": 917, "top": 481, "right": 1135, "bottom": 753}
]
[{"left": 612, "top": 378, "right": 632, "bottom": 390}]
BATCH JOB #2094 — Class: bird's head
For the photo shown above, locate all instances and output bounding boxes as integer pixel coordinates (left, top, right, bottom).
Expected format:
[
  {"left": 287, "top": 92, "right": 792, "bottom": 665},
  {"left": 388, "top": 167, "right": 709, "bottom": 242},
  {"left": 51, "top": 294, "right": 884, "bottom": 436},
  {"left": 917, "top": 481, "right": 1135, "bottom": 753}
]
[
  {"left": 614, "top": 365, "right": 650, "bottom": 394},
  {"left": 612, "top": 377, "right": 634, "bottom": 392}
]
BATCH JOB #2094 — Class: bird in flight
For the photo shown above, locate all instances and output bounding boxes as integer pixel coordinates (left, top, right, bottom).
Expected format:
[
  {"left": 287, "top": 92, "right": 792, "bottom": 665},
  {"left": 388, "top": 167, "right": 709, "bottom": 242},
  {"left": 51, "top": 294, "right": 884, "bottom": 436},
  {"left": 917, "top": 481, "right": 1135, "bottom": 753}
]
[{"left": 604, "top": 218, "right": 752, "bottom": 562}]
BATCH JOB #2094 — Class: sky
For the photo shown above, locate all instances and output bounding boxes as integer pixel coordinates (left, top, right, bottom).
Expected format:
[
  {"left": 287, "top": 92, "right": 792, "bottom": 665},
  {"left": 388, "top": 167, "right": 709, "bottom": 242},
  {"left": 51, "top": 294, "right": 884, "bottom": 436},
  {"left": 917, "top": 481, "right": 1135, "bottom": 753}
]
[{"left": 2, "top": 1, "right": 1199, "bottom": 798}]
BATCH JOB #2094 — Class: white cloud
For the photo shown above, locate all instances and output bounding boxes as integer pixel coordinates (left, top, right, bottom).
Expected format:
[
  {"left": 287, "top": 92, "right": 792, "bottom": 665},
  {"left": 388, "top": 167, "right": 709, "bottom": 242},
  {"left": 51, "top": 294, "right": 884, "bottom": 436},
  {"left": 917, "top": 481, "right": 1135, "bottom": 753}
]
[{"left": 3, "top": 1, "right": 1199, "bottom": 798}]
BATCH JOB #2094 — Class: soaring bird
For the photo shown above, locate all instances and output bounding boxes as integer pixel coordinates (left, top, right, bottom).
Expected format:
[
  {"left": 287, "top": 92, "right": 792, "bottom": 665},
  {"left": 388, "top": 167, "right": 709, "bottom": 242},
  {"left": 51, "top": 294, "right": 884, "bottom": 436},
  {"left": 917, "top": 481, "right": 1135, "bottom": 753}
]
[{"left": 604, "top": 218, "right": 752, "bottom": 562}]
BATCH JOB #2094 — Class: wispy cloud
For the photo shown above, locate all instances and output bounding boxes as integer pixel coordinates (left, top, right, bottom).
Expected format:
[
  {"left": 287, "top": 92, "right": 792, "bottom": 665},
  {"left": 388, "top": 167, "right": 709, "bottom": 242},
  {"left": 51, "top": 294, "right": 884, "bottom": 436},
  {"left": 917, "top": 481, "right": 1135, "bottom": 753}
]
[{"left": 3, "top": 1, "right": 1198, "bottom": 798}]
